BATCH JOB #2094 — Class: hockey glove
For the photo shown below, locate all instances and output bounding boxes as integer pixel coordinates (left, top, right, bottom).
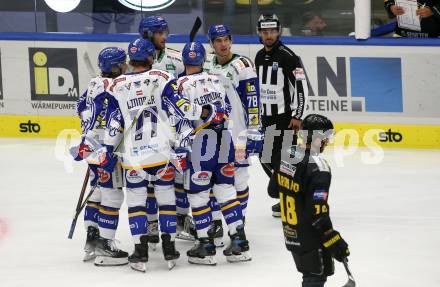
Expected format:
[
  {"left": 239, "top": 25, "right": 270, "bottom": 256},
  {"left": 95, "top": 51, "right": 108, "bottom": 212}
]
[
  {"left": 246, "top": 129, "right": 264, "bottom": 155},
  {"left": 202, "top": 102, "right": 226, "bottom": 125},
  {"left": 69, "top": 141, "right": 93, "bottom": 161},
  {"left": 99, "top": 145, "right": 118, "bottom": 173},
  {"left": 322, "top": 230, "right": 350, "bottom": 262},
  {"left": 170, "top": 147, "right": 190, "bottom": 174}
]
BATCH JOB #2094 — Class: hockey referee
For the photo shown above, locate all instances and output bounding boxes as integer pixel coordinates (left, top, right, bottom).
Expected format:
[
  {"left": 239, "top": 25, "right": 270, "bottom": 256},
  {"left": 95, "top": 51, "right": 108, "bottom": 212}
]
[{"left": 255, "top": 14, "right": 309, "bottom": 217}]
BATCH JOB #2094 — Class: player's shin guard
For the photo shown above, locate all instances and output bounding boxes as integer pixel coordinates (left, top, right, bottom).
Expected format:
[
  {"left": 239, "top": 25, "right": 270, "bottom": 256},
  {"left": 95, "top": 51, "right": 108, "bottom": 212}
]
[
  {"left": 97, "top": 206, "right": 119, "bottom": 239},
  {"left": 236, "top": 187, "right": 249, "bottom": 218},
  {"left": 220, "top": 200, "right": 243, "bottom": 235},
  {"left": 128, "top": 206, "right": 148, "bottom": 244},
  {"left": 158, "top": 205, "right": 177, "bottom": 238},
  {"left": 191, "top": 205, "right": 212, "bottom": 238},
  {"left": 208, "top": 191, "right": 222, "bottom": 221}
]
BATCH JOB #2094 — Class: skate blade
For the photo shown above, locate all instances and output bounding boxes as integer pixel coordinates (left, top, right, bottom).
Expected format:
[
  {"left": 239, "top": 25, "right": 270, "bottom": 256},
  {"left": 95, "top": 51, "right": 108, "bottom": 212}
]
[
  {"left": 149, "top": 243, "right": 157, "bottom": 251},
  {"left": 83, "top": 251, "right": 96, "bottom": 262},
  {"left": 176, "top": 232, "right": 195, "bottom": 241},
  {"left": 129, "top": 262, "right": 147, "bottom": 272},
  {"left": 167, "top": 260, "right": 177, "bottom": 270},
  {"left": 188, "top": 256, "right": 217, "bottom": 266},
  {"left": 94, "top": 256, "right": 128, "bottom": 266},
  {"left": 272, "top": 212, "right": 281, "bottom": 218},
  {"left": 214, "top": 238, "right": 224, "bottom": 248},
  {"left": 225, "top": 251, "right": 252, "bottom": 263}
]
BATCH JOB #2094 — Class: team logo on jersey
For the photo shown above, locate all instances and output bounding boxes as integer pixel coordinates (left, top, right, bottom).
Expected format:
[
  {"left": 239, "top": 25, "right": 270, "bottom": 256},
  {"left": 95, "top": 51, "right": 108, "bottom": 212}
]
[
  {"left": 283, "top": 225, "right": 298, "bottom": 238},
  {"left": 29, "top": 48, "right": 79, "bottom": 101},
  {"left": 126, "top": 169, "right": 147, "bottom": 184},
  {"left": 293, "top": 68, "right": 305, "bottom": 81},
  {"left": 191, "top": 171, "right": 212, "bottom": 186},
  {"left": 156, "top": 167, "right": 175, "bottom": 182},
  {"left": 97, "top": 169, "right": 110, "bottom": 183},
  {"left": 118, "top": 0, "right": 176, "bottom": 11},
  {"left": 220, "top": 164, "right": 235, "bottom": 177}
]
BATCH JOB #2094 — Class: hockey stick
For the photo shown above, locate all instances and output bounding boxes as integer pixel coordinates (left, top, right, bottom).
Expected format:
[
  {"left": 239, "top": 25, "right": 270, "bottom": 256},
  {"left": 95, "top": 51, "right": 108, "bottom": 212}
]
[
  {"left": 342, "top": 258, "right": 356, "bottom": 287},
  {"left": 68, "top": 167, "right": 91, "bottom": 239},
  {"left": 189, "top": 16, "right": 202, "bottom": 42}
]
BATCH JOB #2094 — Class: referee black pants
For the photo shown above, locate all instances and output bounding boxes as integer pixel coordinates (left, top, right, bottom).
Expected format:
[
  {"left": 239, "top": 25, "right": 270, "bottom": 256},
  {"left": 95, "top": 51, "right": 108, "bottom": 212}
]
[{"left": 259, "top": 112, "right": 296, "bottom": 178}]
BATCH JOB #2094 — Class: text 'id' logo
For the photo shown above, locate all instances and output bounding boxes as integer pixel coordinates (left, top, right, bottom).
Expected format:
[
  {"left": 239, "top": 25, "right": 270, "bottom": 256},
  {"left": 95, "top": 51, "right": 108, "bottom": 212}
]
[{"left": 29, "top": 48, "right": 79, "bottom": 101}]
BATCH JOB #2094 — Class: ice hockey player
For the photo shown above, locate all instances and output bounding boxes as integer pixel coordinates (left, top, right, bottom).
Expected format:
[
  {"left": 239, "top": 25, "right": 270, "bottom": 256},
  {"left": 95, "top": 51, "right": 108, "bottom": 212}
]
[
  {"left": 176, "top": 41, "right": 251, "bottom": 265},
  {"left": 203, "top": 24, "right": 263, "bottom": 244},
  {"left": 70, "top": 47, "right": 129, "bottom": 266},
  {"left": 139, "top": 15, "right": 184, "bottom": 77},
  {"left": 139, "top": 15, "right": 194, "bottom": 243},
  {"left": 100, "top": 38, "right": 225, "bottom": 272},
  {"left": 268, "top": 114, "right": 350, "bottom": 287}
]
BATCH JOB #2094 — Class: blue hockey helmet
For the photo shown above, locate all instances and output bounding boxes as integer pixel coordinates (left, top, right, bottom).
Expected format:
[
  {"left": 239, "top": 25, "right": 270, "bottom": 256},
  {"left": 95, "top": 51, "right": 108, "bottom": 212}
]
[
  {"left": 139, "top": 15, "right": 168, "bottom": 38},
  {"left": 128, "top": 38, "right": 155, "bottom": 61},
  {"left": 182, "top": 42, "right": 206, "bottom": 66},
  {"left": 98, "top": 47, "right": 126, "bottom": 74},
  {"left": 207, "top": 24, "right": 231, "bottom": 42}
]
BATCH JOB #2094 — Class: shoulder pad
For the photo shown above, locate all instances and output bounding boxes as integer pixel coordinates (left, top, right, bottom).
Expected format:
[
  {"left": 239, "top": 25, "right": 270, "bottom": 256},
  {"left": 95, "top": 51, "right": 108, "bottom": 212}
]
[{"left": 311, "top": 155, "right": 331, "bottom": 173}]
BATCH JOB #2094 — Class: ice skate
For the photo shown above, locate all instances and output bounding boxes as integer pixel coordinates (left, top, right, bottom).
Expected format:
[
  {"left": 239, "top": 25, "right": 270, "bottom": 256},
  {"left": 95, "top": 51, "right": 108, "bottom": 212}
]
[
  {"left": 83, "top": 226, "right": 99, "bottom": 262},
  {"left": 223, "top": 226, "right": 251, "bottom": 263},
  {"left": 208, "top": 219, "right": 224, "bottom": 247},
  {"left": 161, "top": 233, "right": 180, "bottom": 270},
  {"left": 128, "top": 235, "right": 148, "bottom": 272},
  {"left": 94, "top": 237, "right": 129, "bottom": 266},
  {"left": 146, "top": 220, "right": 159, "bottom": 251},
  {"left": 187, "top": 237, "right": 217, "bottom": 265},
  {"left": 176, "top": 214, "right": 196, "bottom": 241}
]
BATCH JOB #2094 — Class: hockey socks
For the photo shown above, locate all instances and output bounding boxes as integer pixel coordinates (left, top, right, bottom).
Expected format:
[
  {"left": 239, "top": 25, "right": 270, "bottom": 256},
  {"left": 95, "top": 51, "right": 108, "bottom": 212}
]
[
  {"left": 97, "top": 205, "right": 119, "bottom": 239},
  {"left": 84, "top": 201, "right": 100, "bottom": 229},
  {"left": 158, "top": 205, "right": 177, "bottom": 236},
  {"left": 208, "top": 192, "right": 222, "bottom": 221},
  {"left": 191, "top": 205, "right": 213, "bottom": 238},
  {"left": 220, "top": 199, "right": 244, "bottom": 234},
  {"left": 146, "top": 186, "right": 158, "bottom": 222},
  {"left": 175, "top": 184, "right": 190, "bottom": 215},
  {"left": 128, "top": 206, "right": 148, "bottom": 244},
  {"left": 236, "top": 187, "right": 249, "bottom": 217}
]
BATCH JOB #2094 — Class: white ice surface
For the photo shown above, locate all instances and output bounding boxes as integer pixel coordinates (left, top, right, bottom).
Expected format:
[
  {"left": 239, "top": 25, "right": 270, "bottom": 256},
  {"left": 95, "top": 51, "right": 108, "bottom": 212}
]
[{"left": 0, "top": 138, "right": 439, "bottom": 287}]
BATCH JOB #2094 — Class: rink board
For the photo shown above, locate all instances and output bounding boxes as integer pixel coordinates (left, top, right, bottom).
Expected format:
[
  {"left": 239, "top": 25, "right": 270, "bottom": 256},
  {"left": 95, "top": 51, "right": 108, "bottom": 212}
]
[
  {"left": 0, "top": 114, "right": 439, "bottom": 149},
  {"left": 0, "top": 34, "right": 439, "bottom": 148}
]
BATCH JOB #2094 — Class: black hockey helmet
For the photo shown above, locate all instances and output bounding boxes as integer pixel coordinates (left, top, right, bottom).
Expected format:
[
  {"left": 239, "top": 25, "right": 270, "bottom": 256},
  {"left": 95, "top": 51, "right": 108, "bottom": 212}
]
[
  {"left": 299, "top": 114, "right": 334, "bottom": 150},
  {"left": 256, "top": 14, "right": 281, "bottom": 34}
]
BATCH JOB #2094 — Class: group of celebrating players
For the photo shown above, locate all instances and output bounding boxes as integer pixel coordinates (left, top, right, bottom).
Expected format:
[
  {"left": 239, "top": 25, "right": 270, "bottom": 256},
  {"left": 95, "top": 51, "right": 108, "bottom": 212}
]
[
  {"left": 70, "top": 13, "right": 351, "bottom": 287},
  {"left": 71, "top": 15, "right": 262, "bottom": 272}
]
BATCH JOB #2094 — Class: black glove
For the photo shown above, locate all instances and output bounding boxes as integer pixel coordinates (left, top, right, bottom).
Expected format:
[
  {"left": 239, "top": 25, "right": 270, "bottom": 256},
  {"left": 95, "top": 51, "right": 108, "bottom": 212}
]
[{"left": 322, "top": 230, "right": 350, "bottom": 262}]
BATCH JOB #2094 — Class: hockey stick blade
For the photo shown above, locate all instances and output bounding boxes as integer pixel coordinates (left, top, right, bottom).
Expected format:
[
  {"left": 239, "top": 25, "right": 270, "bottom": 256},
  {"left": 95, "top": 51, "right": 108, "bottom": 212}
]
[
  {"left": 342, "top": 258, "right": 356, "bottom": 287},
  {"left": 189, "top": 17, "right": 202, "bottom": 42}
]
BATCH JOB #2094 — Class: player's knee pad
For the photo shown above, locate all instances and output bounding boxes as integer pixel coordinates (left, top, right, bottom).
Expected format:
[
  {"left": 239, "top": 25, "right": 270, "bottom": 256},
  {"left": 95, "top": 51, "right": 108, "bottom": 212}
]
[
  {"left": 212, "top": 183, "right": 236, "bottom": 204},
  {"left": 187, "top": 190, "right": 210, "bottom": 208},
  {"left": 125, "top": 187, "right": 147, "bottom": 208},
  {"left": 154, "top": 184, "right": 175, "bottom": 206},
  {"left": 100, "top": 187, "right": 124, "bottom": 209},
  {"left": 234, "top": 166, "right": 249, "bottom": 191}
]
